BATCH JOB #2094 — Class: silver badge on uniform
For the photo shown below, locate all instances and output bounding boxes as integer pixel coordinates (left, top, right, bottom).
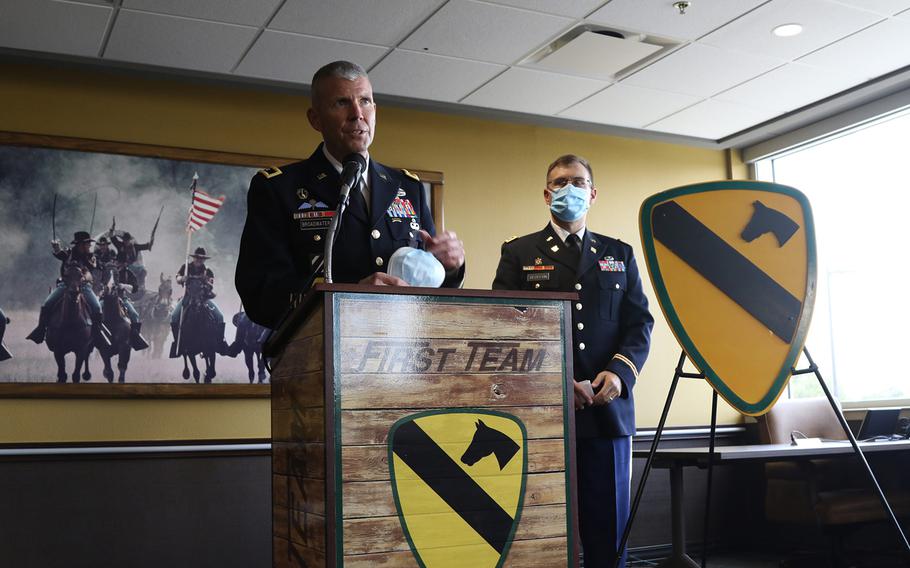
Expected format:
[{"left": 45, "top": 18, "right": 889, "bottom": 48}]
[
  {"left": 397, "top": 188, "right": 406, "bottom": 197},
  {"left": 410, "top": 219, "right": 420, "bottom": 231}
]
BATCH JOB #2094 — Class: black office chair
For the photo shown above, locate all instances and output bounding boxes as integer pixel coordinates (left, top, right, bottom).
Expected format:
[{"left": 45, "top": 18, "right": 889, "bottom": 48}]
[{"left": 757, "top": 398, "right": 910, "bottom": 567}]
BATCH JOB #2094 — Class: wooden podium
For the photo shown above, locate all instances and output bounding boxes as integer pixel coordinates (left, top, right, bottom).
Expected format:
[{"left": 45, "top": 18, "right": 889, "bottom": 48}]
[{"left": 269, "top": 284, "right": 579, "bottom": 567}]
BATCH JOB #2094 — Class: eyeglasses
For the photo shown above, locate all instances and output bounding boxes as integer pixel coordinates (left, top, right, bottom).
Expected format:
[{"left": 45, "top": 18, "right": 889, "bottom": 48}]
[{"left": 547, "top": 176, "right": 591, "bottom": 190}]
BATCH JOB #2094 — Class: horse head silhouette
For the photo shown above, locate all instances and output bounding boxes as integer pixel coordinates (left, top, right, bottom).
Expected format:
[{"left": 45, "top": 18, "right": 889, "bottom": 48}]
[
  {"left": 741, "top": 200, "right": 799, "bottom": 247},
  {"left": 460, "top": 419, "right": 520, "bottom": 470}
]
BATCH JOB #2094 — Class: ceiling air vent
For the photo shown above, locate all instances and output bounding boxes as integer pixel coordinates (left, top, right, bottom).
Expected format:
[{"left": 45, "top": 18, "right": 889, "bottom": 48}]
[{"left": 523, "top": 26, "right": 680, "bottom": 80}]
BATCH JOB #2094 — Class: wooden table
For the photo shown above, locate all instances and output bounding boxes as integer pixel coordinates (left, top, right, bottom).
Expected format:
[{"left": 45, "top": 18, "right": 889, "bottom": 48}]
[{"left": 634, "top": 439, "right": 910, "bottom": 567}]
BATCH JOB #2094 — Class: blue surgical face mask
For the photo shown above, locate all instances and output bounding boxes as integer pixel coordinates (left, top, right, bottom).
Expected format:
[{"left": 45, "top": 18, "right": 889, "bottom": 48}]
[
  {"left": 549, "top": 184, "right": 590, "bottom": 222},
  {"left": 388, "top": 246, "right": 445, "bottom": 288}
]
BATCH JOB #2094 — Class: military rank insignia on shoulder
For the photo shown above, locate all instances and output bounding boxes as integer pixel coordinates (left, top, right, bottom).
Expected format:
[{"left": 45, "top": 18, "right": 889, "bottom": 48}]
[
  {"left": 258, "top": 166, "right": 283, "bottom": 179},
  {"left": 401, "top": 168, "right": 420, "bottom": 181},
  {"left": 504, "top": 235, "right": 518, "bottom": 243}
]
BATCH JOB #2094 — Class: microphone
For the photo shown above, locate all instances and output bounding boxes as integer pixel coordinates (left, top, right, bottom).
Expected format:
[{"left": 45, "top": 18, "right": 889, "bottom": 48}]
[
  {"left": 338, "top": 153, "right": 367, "bottom": 206},
  {"left": 324, "top": 152, "right": 367, "bottom": 283}
]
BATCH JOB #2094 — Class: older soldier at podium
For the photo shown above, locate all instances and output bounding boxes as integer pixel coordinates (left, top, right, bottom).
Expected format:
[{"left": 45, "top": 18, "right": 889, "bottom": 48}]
[
  {"left": 492, "top": 154, "right": 653, "bottom": 568},
  {"left": 236, "top": 60, "right": 465, "bottom": 328}
]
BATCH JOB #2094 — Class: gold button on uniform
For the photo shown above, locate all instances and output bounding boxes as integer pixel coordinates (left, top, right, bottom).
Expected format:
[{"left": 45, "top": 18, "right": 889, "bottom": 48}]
[
  {"left": 579, "top": 343, "right": 586, "bottom": 350},
  {"left": 371, "top": 229, "right": 381, "bottom": 239},
  {"left": 575, "top": 283, "right": 582, "bottom": 290},
  {"left": 534, "top": 283, "right": 540, "bottom": 289},
  {"left": 575, "top": 303, "right": 583, "bottom": 311},
  {"left": 577, "top": 322, "right": 584, "bottom": 330},
  {"left": 375, "top": 257, "right": 383, "bottom": 267},
  {"left": 313, "top": 234, "right": 321, "bottom": 242}
]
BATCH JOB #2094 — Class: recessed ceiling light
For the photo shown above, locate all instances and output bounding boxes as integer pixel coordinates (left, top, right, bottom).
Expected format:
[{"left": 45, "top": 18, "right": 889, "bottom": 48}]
[{"left": 773, "top": 23, "right": 803, "bottom": 37}]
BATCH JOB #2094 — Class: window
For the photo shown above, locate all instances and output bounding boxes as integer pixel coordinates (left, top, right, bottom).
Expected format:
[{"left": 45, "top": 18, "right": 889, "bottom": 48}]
[{"left": 755, "top": 108, "right": 910, "bottom": 404}]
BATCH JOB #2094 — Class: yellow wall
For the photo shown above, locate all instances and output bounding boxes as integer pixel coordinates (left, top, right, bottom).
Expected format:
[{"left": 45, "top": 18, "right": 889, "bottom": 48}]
[{"left": 0, "top": 61, "right": 745, "bottom": 443}]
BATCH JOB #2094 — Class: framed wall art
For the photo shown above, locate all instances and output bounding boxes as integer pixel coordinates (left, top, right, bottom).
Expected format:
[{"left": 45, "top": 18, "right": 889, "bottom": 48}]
[{"left": 0, "top": 132, "right": 444, "bottom": 397}]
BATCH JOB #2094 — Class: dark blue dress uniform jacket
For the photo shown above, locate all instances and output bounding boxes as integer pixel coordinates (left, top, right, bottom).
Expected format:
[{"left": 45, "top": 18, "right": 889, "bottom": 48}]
[
  {"left": 493, "top": 224, "right": 653, "bottom": 438},
  {"left": 236, "top": 144, "right": 464, "bottom": 329}
]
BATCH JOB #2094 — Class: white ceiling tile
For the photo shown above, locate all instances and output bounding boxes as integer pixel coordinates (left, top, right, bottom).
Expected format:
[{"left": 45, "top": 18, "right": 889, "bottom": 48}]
[
  {"left": 559, "top": 84, "right": 700, "bottom": 128},
  {"left": 461, "top": 67, "right": 608, "bottom": 115},
  {"left": 647, "top": 99, "right": 779, "bottom": 139},
  {"left": 370, "top": 50, "right": 506, "bottom": 103},
  {"left": 105, "top": 10, "right": 257, "bottom": 73},
  {"left": 235, "top": 31, "right": 388, "bottom": 84},
  {"left": 829, "top": 0, "right": 910, "bottom": 15},
  {"left": 270, "top": 0, "right": 446, "bottom": 47},
  {"left": 797, "top": 17, "right": 910, "bottom": 81},
  {"left": 400, "top": 0, "right": 573, "bottom": 64},
  {"left": 700, "top": 0, "right": 883, "bottom": 61},
  {"left": 623, "top": 43, "right": 782, "bottom": 97},
  {"left": 587, "top": 0, "right": 767, "bottom": 41},
  {"left": 714, "top": 63, "right": 860, "bottom": 112},
  {"left": 0, "top": 0, "right": 111, "bottom": 57},
  {"left": 121, "top": 0, "right": 282, "bottom": 26},
  {"left": 483, "top": 0, "right": 606, "bottom": 18}
]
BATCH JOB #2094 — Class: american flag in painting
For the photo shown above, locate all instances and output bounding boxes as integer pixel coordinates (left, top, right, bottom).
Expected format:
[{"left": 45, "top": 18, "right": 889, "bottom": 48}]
[{"left": 187, "top": 189, "right": 225, "bottom": 232}]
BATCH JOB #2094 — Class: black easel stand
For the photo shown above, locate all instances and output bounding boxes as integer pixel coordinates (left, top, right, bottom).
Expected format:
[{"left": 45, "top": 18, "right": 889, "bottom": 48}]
[
  {"left": 614, "top": 348, "right": 910, "bottom": 568},
  {"left": 614, "top": 350, "right": 705, "bottom": 568}
]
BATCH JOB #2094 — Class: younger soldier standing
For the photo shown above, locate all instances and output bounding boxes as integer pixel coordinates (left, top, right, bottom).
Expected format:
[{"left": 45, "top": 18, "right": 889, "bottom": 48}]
[{"left": 493, "top": 155, "right": 653, "bottom": 568}]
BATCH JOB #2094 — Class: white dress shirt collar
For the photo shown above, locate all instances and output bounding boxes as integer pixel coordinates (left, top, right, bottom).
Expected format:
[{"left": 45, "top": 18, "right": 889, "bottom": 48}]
[
  {"left": 549, "top": 220, "right": 586, "bottom": 244},
  {"left": 322, "top": 145, "right": 370, "bottom": 189}
]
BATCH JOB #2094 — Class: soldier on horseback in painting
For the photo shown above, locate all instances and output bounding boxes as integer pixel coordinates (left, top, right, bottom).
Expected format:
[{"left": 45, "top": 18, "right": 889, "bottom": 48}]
[
  {"left": 109, "top": 261, "right": 150, "bottom": 350},
  {"left": 228, "top": 309, "right": 270, "bottom": 383},
  {"left": 170, "top": 247, "right": 229, "bottom": 357},
  {"left": 27, "top": 231, "right": 110, "bottom": 348},
  {"left": 93, "top": 235, "right": 117, "bottom": 266},
  {"left": 0, "top": 306, "right": 11, "bottom": 361},
  {"left": 110, "top": 230, "right": 153, "bottom": 297}
]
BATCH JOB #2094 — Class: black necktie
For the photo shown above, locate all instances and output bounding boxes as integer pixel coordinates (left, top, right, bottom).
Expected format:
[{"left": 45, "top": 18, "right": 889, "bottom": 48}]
[
  {"left": 347, "top": 178, "right": 368, "bottom": 219},
  {"left": 565, "top": 233, "right": 581, "bottom": 270}
]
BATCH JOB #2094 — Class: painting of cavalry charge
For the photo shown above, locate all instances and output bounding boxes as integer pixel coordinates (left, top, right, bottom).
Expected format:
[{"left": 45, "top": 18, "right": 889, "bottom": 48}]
[{"left": 0, "top": 143, "right": 271, "bottom": 386}]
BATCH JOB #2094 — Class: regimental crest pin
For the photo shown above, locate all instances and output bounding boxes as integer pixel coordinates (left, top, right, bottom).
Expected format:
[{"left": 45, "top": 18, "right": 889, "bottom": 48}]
[
  {"left": 316, "top": 172, "right": 328, "bottom": 181},
  {"left": 296, "top": 187, "right": 309, "bottom": 200},
  {"left": 389, "top": 410, "right": 527, "bottom": 568},
  {"left": 534, "top": 257, "right": 542, "bottom": 265},
  {"left": 397, "top": 188, "right": 407, "bottom": 197},
  {"left": 639, "top": 180, "right": 816, "bottom": 416}
]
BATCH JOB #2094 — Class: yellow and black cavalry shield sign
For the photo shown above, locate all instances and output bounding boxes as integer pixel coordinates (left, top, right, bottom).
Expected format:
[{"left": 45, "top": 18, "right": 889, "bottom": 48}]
[
  {"left": 640, "top": 181, "right": 816, "bottom": 415},
  {"left": 388, "top": 409, "right": 527, "bottom": 567}
]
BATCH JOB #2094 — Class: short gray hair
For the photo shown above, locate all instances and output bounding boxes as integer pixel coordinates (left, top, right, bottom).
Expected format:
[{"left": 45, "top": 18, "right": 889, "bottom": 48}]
[{"left": 311, "top": 61, "right": 368, "bottom": 106}]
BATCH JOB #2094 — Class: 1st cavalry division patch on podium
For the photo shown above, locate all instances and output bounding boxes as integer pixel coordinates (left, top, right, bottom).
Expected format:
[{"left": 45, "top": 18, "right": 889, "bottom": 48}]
[
  {"left": 388, "top": 409, "right": 527, "bottom": 568},
  {"left": 640, "top": 181, "right": 816, "bottom": 416}
]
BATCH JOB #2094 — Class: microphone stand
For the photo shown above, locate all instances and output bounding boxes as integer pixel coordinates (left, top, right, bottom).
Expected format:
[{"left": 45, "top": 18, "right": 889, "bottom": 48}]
[{"left": 323, "top": 165, "right": 361, "bottom": 284}]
